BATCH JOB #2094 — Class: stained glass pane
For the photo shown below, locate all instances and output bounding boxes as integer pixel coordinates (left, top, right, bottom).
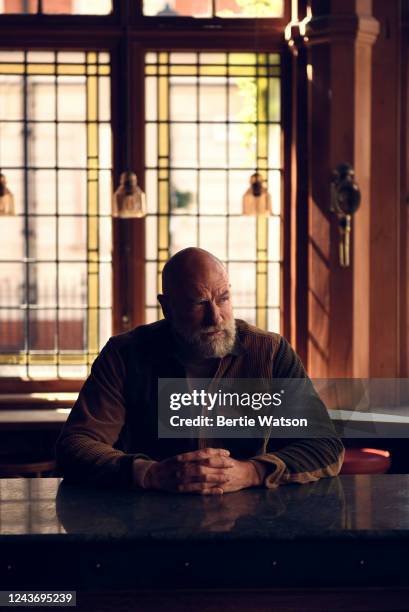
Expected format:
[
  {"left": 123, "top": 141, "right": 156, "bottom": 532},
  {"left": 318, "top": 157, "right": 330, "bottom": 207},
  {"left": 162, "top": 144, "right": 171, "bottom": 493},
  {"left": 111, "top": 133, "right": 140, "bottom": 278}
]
[
  {"left": 170, "top": 77, "right": 197, "bottom": 121},
  {"left": 171, "top": 170, "right": 197, "bottom": 214},
  {"left": 146, "top": 262, "right": 158, "bottom": 307},
  {"left": 58, "top": 217, "right": 87, "bottom": 260},
  {"left": 27, "top": 170, "right": 56, "bottom": 215},
  {"left": 0, "top": 51, "right": 112, "bottom": 378},
  {"left": 98, "top": 170, "right": 112, "bottom": 216},
  {"left": 58, "top": 170, "right": 87, "bottom": 215},
  {"left": 29, "top": 310, "right": 56, "bottom": 351},
  {"left": 229, "top": 216, "right": 256, "bottom": 259},
  {"left": 0, "top": 123, "right": 23, "bottom": 166},
  {"left": 143, "top": 0, "right": 212, "bottom": 17},
  {"left": 30, "top": 263, "right": 57, "bottom": 307},
  {"left": 229, "top": 263, "right": 256, "bottom": 307},
  {"left": 30, "top": 122, "right": 56, "bottom": 167},
  {"left": 0, "top": 218, "right": 24, "bottom": 260},
  {"left": 58, "top": 123, "right": 86, "bottom": 167},
  {"left": 0, "top": 265, "right": 24, "bottom": 306},
  {"left": 146, "top": 216, "right": 157, "bottom": 260},
  {"left": 0, "top": 310, "right": 25, "bottom": 356},
  {"left": 0, "top": 76, "right": 22, "bottom": 120},
  {"left": 0, "top": 52, "right": 24, "bottom": 63},
  {"left": 198, "top": 171, "right": 226, "bottom": 215},
  {"left": 145, "top": 123, "right": 158, "bottom": 168},
  {"left": 145, "top": 169, "right": 158, "bottom": 214},
  {"left": 199, "top": 217, "right": 227, "bottom": 260},
  {"left": 199, "top": 77, "right": 227, "bottom": 122},
  {"left": 199, "top": 123, "right": 227, "bottom": 167},
  {"left": 268, "top": 307, "right": 280, "bottom": 332},
  {"left": 169, "top": 216, "right": 197, "bottom": 255},
  {"left": 170, "top": 124, "right": 197, "bottom": 167},
  {"left": 33, "top": 218, "right": 57, "bottom": 260},
  {"left": 268, "top": 262, "right": 280, "bottom": 307},
  {"left": 99, "top": 217, "right": 112, "bottom": 260}
]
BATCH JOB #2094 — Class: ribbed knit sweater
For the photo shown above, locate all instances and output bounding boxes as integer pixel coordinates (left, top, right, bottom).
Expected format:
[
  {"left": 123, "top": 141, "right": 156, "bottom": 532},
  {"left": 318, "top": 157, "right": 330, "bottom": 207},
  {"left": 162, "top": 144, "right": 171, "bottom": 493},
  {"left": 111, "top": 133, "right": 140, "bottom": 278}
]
[{"left": 56, "top": 319, "right": 344, "bottom": 489}]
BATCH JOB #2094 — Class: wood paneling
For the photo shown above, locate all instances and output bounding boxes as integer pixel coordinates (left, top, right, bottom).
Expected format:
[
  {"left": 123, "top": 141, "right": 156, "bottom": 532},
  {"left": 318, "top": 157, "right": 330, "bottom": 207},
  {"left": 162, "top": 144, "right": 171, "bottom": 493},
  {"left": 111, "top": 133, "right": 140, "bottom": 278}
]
[
  {"left": 401, "top": 0, "right": 409, "bottom": 378},
  {"left": 304, "top": 0, "right": 406, "bottom": 378},
  {"left": 306, "top": 0, "right": 379, "bottom": 377}
]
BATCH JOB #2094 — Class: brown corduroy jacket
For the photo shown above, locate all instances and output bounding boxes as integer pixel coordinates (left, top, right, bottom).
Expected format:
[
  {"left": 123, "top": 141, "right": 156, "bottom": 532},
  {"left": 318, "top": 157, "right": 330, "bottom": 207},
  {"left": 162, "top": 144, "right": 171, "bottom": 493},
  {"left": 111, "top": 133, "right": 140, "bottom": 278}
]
[{"left": 56, "top": 319, "right": 344, "bottom": 489}]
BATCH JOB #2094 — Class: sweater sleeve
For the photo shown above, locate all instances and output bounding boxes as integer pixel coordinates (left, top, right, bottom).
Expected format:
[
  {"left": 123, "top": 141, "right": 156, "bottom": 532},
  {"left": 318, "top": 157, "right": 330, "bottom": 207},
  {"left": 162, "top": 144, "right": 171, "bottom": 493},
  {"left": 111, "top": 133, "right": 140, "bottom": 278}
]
[
  {"left": 56, "top": 338, "right": 151, "bottom": 488},
  {"left": 251, "top": 337, "right": 344, "bottom": 488}
]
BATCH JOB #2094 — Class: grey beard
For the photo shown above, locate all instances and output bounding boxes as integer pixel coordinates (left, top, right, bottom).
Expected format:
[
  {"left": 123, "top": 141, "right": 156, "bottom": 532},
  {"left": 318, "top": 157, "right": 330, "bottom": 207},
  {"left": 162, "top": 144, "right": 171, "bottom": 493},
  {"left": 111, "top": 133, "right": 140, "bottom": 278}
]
[{"left": 172, "top": 318, "right": 237, "bottom": 359}]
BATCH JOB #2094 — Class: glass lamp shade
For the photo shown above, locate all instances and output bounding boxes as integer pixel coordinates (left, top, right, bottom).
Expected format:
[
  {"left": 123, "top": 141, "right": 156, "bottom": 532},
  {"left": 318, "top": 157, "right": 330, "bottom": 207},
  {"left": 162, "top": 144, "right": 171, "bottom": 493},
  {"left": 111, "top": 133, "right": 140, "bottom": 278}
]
[
  {"left": 112, "top": 171, "right": 146, "bottom": 218},
  {"left": 0, "top": 173, "right": 15, "bottom": 216},
  {"left": 242, "top": 173, "right": 272, "bottom": 216}
]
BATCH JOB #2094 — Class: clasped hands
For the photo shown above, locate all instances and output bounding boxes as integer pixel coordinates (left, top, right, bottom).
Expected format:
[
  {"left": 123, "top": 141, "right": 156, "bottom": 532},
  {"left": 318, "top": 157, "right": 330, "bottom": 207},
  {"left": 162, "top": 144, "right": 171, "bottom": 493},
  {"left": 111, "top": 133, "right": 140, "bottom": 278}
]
[{"left": 144, "top": 448, "right": 262, "bottom": 495}]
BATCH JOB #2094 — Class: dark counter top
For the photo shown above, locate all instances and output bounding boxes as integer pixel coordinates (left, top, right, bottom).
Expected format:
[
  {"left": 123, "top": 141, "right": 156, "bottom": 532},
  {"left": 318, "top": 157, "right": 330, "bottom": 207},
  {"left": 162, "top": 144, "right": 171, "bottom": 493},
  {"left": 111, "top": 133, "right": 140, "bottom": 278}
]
[
  {"left": 1, "top": 475, "right": 409, "bottom": 592},
  {"left": 0, "top": 474, "right": 407, "bottom": 541}
]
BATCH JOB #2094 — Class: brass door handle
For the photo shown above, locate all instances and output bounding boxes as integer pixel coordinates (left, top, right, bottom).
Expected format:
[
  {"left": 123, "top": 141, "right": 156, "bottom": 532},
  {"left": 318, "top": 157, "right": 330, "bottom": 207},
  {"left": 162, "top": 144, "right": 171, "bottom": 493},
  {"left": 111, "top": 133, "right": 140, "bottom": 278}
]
[{"left": 330, "top": 163, "right": 361, "bottom": 267}]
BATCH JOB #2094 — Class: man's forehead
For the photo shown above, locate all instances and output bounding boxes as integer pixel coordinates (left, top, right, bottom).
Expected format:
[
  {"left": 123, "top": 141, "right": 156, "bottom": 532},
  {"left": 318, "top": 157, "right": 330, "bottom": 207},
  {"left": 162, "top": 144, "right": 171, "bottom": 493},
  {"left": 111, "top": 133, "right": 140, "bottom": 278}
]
[{"left": 182, "top": 277, "right": 230, "bottom": 299}]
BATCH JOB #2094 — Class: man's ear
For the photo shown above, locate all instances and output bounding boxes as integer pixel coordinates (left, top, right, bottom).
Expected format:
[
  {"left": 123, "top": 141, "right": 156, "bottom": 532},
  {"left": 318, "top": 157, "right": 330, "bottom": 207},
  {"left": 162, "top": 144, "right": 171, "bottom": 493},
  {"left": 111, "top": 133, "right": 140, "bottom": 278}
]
[{"left": 157, "top": 294, "right": 171, "bottom": 320}]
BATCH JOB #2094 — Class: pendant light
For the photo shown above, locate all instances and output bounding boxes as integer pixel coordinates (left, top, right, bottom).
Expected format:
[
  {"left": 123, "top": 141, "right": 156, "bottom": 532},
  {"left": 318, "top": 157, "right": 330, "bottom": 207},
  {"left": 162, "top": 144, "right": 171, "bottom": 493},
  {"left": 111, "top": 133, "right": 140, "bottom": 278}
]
[
  {"left": 0, "top": 173, "right": 15, "bottom": 216},
  {"left": 242, "top": 172, "right": 272, "bottom": 216},
  {"left": 112, "top": 171, "right": 146, "bottom": 218},
  {"left": 112, "top": 0, "right": 146, "bottom": 219}
]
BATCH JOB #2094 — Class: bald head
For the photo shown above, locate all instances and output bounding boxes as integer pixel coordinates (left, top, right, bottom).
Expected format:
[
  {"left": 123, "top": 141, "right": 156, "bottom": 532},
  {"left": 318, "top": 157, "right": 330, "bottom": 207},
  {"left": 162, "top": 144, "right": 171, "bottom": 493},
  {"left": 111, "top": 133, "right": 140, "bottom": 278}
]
[
  {"left": 158, "top": 248, "right": 235, "bottom": 359},
  {"left": 161, "top": 247, "right": 227, "bottom": 298}
]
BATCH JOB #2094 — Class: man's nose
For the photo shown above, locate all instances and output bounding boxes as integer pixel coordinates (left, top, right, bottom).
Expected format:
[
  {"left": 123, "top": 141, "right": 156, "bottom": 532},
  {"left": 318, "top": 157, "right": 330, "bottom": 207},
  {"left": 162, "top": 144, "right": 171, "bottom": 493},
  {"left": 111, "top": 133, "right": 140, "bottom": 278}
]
[{"left": 205, "top": 301, "right": 223, "bottom": 327}]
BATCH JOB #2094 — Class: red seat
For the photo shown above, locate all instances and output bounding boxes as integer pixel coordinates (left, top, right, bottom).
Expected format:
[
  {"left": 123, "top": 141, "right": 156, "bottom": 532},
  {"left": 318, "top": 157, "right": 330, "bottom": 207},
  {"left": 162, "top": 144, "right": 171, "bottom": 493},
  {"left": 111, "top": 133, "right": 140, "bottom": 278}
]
[{"left": 340, "top": 448, "right": 391, "bottom": 474}]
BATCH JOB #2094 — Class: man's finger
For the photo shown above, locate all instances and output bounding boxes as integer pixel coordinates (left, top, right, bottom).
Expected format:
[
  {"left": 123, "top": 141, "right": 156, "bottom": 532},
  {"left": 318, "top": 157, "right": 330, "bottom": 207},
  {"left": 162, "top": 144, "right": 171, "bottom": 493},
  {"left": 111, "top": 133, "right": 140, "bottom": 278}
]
[
  {"left": 177, "top": 463, "right": 232, "bottom": 478},
  {"left": 178, "top": 482, "right": 225, "bottom": 494},
  {"left": 200, "top": 456, "right": 235, "bottom": 468},
  {"left": 175, "top": 448, "right": 230, "bottom": 462},
  {"left": 177, "top": 468, "right": 230, "bottom": 484},
  {"left": 201, "top": 487, "right": 224, "bottom": 495}
]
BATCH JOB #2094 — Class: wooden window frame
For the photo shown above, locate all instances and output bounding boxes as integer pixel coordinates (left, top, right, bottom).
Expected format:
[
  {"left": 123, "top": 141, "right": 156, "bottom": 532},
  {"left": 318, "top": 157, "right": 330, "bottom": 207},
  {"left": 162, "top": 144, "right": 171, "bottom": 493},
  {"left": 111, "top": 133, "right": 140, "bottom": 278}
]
[{"left": 0, "top": 0, "right": 293, "bottom": 394}]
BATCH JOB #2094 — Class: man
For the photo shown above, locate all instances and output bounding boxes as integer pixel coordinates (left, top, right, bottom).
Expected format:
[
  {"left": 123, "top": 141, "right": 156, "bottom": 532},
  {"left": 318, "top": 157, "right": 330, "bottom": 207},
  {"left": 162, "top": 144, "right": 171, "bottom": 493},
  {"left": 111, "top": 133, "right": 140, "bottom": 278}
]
[{"left": 56, "top": 248, "right": 344, "bottom": 493}]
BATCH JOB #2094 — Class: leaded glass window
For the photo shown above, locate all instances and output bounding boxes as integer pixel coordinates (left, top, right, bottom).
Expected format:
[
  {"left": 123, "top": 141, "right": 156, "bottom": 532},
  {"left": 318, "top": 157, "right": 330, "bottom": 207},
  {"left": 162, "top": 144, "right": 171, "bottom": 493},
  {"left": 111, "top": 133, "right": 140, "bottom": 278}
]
[
  {"left": 0, "top": 51, "right": 112, "bottom": 379},
  {"left": 145, "top": 51, "right": 282, "bottom": 332},
  {"left": 143, "top": 0, "right": 284, "bottom": 18}
]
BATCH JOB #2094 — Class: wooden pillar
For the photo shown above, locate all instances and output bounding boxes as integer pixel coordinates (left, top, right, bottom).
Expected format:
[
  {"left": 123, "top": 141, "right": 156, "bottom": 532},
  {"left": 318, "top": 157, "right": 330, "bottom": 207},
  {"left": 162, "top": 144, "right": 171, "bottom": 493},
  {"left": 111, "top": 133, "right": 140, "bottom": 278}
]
[
  {"left": 402, "top": 1, "right": 409, "bottom": 378},
  {"left": 288, "top": 3, "right": 310, "bottom": 366},
  {"left": 112, "top": 39, "right": 146, "bottom": 335},
  {"left": 369, "top": 0, "right": 402, "bottom": 377},
  {"left": 306, "top": 0, "right": 379, "bottom": 377}
]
